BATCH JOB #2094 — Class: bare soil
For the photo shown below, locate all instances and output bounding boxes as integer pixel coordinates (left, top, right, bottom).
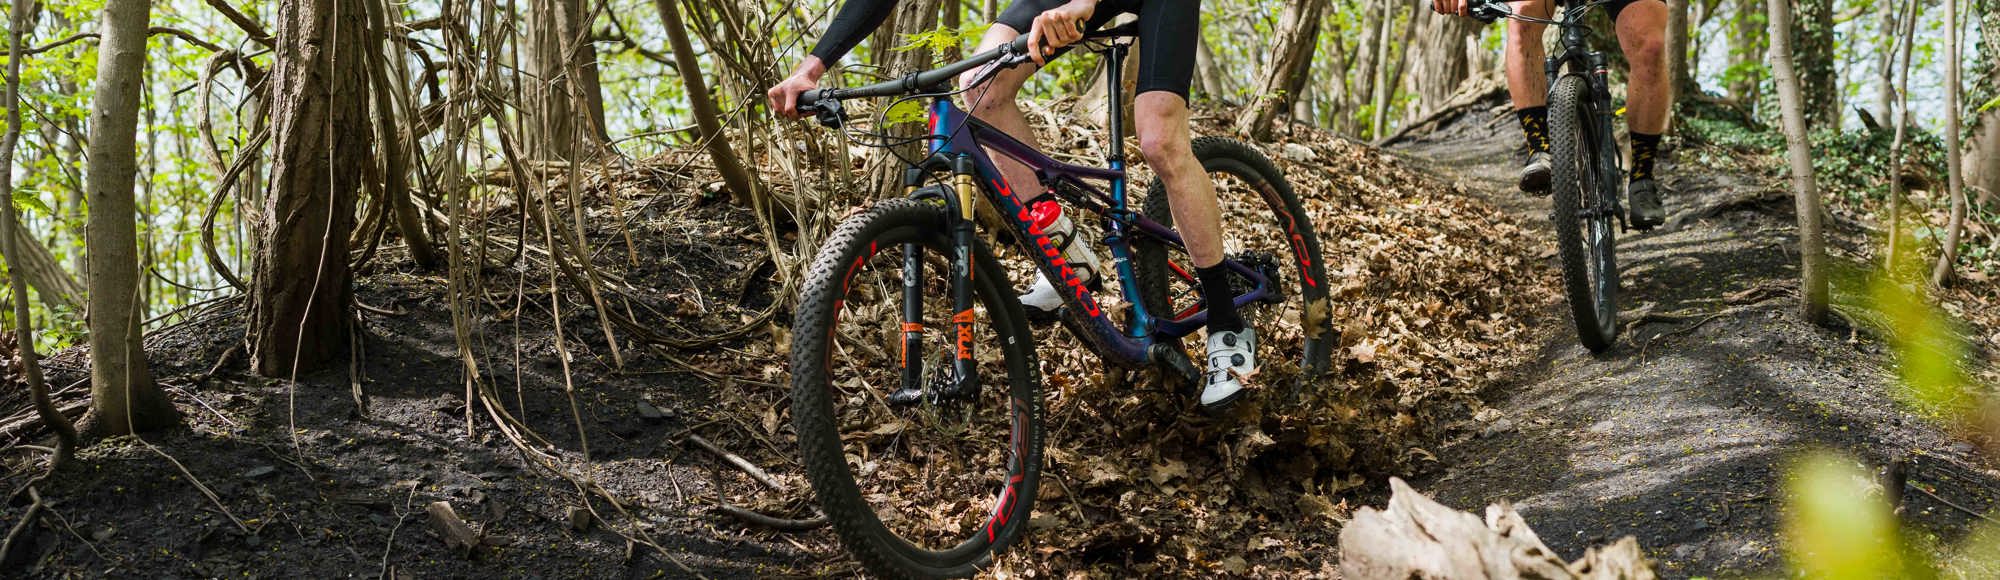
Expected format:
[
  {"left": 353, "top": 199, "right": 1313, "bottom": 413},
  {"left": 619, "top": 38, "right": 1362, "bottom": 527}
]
[{"left": 1394, "top": 99, "right": 2000, "bottom": 578}]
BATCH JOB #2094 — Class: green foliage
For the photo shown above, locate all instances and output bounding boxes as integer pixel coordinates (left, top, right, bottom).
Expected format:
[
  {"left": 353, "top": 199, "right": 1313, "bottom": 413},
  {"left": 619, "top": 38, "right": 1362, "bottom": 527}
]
[
  {"left": 883, "top": 99, "right": 927, "bottom": 126},
  {"left": 1801, "top": 127, "right": 1949, "bottom": 207},
  {"left": 10, "top": 187, "right": 50, "bottom": 215},
  {"left": 1784, "top": 453, "right": 1921, "bottom": 579},
  {"left": 897, "top": 23, "right": 989, "bottom": 58}
]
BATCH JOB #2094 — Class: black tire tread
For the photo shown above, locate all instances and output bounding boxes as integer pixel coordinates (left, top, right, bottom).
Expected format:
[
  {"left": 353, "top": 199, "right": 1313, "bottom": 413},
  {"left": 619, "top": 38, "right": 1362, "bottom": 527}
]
[
  {"left": 789, "top": 198, "right": 1042, "bottom": 579},
  {"left": 1548, "top": 75, "right": 1619, "bottom": 353}
]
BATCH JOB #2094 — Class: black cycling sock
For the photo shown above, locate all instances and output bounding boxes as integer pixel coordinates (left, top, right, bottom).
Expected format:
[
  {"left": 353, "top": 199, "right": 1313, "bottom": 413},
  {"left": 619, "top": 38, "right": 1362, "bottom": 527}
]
[
  {"left": 1630, "top": 132, "right": 1662, "bottom": 182},
  {"left": 1516, "top": 106, "right": 1551, "bottom": 154},
  {"left": 1196, "top": 264, "right": 1246, "bottom": 334}
]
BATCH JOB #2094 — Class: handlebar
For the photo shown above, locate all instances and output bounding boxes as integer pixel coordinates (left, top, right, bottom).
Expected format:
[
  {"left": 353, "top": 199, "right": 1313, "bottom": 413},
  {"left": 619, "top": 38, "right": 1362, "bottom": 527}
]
[{"left": 797, "top": 35, "right": 1037, "bottom": 127}]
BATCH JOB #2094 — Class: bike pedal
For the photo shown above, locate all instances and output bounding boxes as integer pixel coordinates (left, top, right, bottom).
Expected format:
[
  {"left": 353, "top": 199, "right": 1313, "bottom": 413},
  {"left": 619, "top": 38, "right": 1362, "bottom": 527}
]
[
  {"left": 1147, "top": 342, "right": 1201, "bottom": 396},
  {"left": 1023, "top": 306, "right": 1061, "bottom": 325}
]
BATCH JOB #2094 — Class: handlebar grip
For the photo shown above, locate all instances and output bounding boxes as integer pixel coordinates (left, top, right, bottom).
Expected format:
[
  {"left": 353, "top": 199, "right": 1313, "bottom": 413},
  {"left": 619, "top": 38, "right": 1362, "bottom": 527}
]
[
  {"left": 1006, "top": 34, "right": 1030, "bottom": 55},
  {"left": 799, "top": 89, "right": 825, "bottom": 111}
]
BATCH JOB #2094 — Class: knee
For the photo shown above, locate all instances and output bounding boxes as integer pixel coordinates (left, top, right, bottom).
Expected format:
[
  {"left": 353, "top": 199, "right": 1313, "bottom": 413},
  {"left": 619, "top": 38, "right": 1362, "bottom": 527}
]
[
  {"left": 959, "top": 72, "right": 1023, "bottom": 114},
  {"left": 1136, "top": 128, "right": 1191, "bottom": 170},
  {"left": 1630, "top": 35, "right": 1667, "bottom": 72}
]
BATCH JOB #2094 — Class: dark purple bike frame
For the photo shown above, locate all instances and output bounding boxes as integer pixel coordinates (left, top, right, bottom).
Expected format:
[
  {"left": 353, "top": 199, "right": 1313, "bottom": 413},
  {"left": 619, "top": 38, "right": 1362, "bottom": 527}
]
[{"left": 913, "top": 43, "right": 1277, "bottom": 368}]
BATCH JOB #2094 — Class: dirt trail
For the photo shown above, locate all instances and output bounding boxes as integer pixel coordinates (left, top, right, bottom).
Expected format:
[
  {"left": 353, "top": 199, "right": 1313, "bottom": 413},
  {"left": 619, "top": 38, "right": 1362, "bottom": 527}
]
[{"left": 1394, "top": 101, "right": 2000, "bottom": 576}]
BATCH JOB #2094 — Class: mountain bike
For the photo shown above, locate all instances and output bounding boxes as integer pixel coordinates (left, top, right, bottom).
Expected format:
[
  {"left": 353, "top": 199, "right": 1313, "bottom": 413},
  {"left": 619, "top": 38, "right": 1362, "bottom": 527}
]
[
  {"left": 785, "top": 25, "right": 1332, "bottom": 578},
  {"left": 1475, "top": 0, "right": 1626, "bottom": 352}
]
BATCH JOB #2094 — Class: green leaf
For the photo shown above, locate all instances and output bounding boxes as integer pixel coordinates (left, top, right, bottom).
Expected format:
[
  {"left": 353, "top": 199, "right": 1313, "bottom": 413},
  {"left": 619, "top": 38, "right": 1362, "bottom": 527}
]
[
  {"left": 10, "top": 188, "right": 50, "bottom": 215},
  {"left": 1978, "top": 95, "right": 2000, "bottom": 113},
  {"left": 883, "top": 100, "right": 927, "bottom": 126}
]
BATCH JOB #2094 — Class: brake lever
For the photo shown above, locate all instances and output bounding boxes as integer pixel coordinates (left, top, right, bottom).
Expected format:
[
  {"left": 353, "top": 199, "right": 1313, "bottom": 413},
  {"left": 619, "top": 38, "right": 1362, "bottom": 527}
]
[
  {"left": 812, "top": 98, "right": 847, "bottom": 129},
  {"left": 1471, "top": 1, "right": 1510, "bottom": 23}
]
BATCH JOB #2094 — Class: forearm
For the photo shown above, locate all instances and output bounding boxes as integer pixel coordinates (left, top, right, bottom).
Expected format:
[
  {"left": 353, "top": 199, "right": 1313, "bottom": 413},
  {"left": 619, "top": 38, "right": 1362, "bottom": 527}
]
[{"left": 809, "top": 0, "right": 900, "bottom": 64}]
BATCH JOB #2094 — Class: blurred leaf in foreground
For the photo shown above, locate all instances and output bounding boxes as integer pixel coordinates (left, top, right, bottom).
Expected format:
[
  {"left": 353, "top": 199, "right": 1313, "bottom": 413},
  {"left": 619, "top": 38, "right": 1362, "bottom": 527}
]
[{"left": 1784, "top": 452, "right": 1920, "bottom": 579}]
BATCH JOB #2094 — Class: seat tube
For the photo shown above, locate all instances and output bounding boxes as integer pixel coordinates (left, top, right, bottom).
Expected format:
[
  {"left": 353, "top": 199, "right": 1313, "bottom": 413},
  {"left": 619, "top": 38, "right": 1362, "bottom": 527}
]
[{"left": 950, "top": 156, "right": 981, "bottom": 387}]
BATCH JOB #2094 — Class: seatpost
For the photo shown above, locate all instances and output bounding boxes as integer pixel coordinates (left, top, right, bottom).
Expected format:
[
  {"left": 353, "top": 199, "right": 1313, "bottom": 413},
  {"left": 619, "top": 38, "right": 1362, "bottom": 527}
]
[{"left": 1104, "top": 43, "right": 1128, "bottom": 165}]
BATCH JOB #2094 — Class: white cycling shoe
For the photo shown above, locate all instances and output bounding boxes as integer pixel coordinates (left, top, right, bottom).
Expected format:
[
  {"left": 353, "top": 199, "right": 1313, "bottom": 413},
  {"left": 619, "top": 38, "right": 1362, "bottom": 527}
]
[
  {"left": 1201, "top": 328, "right": 1258, "bottom": 408},
  {"left": 1020, "top": 272, "right": 1065, "bottom": 314}
]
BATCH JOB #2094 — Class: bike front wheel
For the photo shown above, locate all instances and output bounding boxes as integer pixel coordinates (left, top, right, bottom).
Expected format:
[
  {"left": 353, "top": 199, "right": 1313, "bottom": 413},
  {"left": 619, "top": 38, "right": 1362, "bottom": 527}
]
[
  {"left": 789, "top": 198, "right": 1044, "bottom": 578},
  {"left": 1549, "top": 74, "right": 1620, "bottom": 352}
]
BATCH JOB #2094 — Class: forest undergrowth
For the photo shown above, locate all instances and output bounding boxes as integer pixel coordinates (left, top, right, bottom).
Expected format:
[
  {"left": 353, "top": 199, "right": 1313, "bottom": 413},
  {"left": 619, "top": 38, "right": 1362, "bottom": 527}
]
[{"left": 1, "top": 102, "right": 1554, "bottom": 577}]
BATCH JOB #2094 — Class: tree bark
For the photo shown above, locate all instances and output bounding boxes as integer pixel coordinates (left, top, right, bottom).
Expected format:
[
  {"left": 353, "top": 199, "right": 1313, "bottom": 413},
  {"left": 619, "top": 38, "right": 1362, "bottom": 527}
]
[
  {"left": 1727, "top": 0, "right": 1766, "bottom": 105},
  {"left": 250, "top": 0, "right": 370, "bottom": 377},
  {"left": 1371, "top": 2, "right": 1414, "bottom": 139},
  {"left": 1237, "top": 0, "right": 1325, "bottom": 140},
  {"left": 1933, "top": 0, "right": 1966, "bottom": 286},
  {"left": 1665, "top": 0, "right": 1692, "bottom": 129},
  {"left": 859, "top": 0, "right": 939, "bottom": 199},
  {"left": 82, "top": 0, "right": 178, "bottom": 434},
  {"left": 363, "top": 0, "right": 437, "bottom": 269},
  {"left": 1195, "top": 34, "right": 1227, "bottom": 103},
  {"left": 1874, "top": 1, "right": 1898, "bottom": 125},
  {"left": 1794, "top": 0, "right": 1838, "bottom": 127},
  {"left": 1350, "top": 1, "right": 1386, "bottom": 135},
  {"left": 0, "top": 222, "right": 83, "bottom": 311},
  {"left": 1400, "top": 9, "right": 1482, "bottom": 123},
  {"left": 524, "top": 0, "right": 607, "bottom": 162},
  {"left": 2, "top": 0, "right": 77, "bottom": 465},
  {"left": 657, "top": 0, "right": 760, "bottom": 205},
  {"left": 1887, "top": 0, "right": 1920, "bottom": 268},
  {"left": 1975, "top": 112, "right": 2000, "bottom": 209},
  {"left": 1768, "top": 0, "right": 1830, "bottom": 324}
]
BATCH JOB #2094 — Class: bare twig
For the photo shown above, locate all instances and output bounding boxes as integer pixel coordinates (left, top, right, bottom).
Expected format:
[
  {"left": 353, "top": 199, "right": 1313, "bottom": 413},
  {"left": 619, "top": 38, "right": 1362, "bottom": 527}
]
[
  {"left": 713, "top": 503, "right": 828, "bottom": 531},
  {"left": 685, "top": 434, "right": 787, "bottom": 493}
]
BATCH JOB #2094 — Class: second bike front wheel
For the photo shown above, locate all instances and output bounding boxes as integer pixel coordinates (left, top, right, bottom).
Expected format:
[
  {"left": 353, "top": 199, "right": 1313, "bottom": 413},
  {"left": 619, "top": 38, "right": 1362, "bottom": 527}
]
[
  {"left": 789, "top": 198, "right": 1044, "bottom": 579},
  {"left": 1548, "top": 74, "right": 1620, "bottom": 352}
]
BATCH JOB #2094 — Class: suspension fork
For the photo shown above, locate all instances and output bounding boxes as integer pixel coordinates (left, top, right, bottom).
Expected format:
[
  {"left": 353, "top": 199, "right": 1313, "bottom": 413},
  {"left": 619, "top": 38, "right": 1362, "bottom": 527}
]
[{"left": 949, "top": 157, "right": 981, "bottom": 389}]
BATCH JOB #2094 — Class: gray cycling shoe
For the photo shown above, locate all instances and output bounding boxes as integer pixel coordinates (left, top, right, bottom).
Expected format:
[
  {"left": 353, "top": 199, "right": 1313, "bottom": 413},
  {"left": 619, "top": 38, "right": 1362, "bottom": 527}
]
[
  {"left": 1628, "top": 178, "right": 1664, "bottom": 229},
  {"left": 1520, "top": 151, "right": 1553, "bottom": 195},
  {"left": 1201, "top": 328, "right": 1258, "bottom": 408}
]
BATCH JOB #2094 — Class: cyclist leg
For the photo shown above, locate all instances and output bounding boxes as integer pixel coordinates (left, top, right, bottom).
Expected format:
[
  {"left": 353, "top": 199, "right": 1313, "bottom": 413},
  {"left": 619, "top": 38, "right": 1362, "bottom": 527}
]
[
  {"left": 1127, "top": 0, "right": 1253, "bottom": 407},
  {"left": 1613, "top": 0, "right": 1670, "bottom": 227},
  {"left": 1507, "top": 0, "right": 1557, "bottom": 192},
  {"left": 961, "top": 1, "right": 1123, "bottom": 201}
]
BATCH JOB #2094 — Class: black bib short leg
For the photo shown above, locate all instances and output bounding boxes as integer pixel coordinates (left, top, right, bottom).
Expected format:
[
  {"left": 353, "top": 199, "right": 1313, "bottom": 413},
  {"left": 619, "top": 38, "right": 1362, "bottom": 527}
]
[{"left": 993, "top": 0, "right": 1199, "bottom": 101}]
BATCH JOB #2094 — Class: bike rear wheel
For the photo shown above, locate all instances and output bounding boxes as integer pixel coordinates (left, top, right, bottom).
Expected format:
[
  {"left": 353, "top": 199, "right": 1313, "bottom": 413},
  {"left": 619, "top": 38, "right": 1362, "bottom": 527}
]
[
  {"left": 1131, "top": 136, "right": 1335, "bottom": 384},
  {"left": 789, "top": 198, "right": 1044, "bottom": 579},
  {"left": 1548, "top": 74, "right": 1620, "bottom": 352}
]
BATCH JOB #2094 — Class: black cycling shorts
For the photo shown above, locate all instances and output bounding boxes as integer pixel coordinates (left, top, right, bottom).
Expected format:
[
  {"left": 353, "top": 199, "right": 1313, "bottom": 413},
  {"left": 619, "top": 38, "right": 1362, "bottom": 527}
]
[
  {"left": 1597, "top": 0, "right": 1658, "bottom": 21},
  {"left": 995, "top": 0, "right": 1198, "bottom": 100}
]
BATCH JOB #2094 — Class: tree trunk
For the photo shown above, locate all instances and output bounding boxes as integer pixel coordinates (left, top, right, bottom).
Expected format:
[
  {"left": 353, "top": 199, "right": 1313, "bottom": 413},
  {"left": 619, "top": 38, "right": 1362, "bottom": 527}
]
[
  {"left": 250, "top": 0, "right": 370, "bottom": 377},
  {"left": 1794, "top": 0, "right": 1838, "bottom": 127},
  {"left": 1400, "top": 9, "right": 1482, "bottom": 123},
  {"left": 1768, "top": 0, "right": 1829, "bottom": 324},
  {"left": 1933, "top": 0, "right": 1966, "bottom": 286},
  {"left": 1195, "top": 34, "right": 1227, "bottom": 103},
  {"left": 1887, "top": 0, "right": 1920, "bottom": 268},
  {"left": 1873, "top": 2, "right": 1898, "bottom": 124},
  {"left": 1665, "top": 0, "right": 1692, "bottom": 128},
  {"left": 1371, "top": 3, "right": 1414, "bottom": 139},
  {"left": 1975, "top": 112, "right": 2000, "bottom": 209},
  {"left": 524, "top": 0, "right": 607, "bottom": 162},
  {"left": 2, "top": 0, "right": 77, "bottom": 465},
  {"left": 82, "top": 0, "right": 178, "bottom": 434},
  {"left": 658, "top": 0, "right": 761, "bottom": 205},
  {"left": 0, "top": 222, "right": 84, "bottom": 311},
  {"left": 1727, "top": 0, "right": 1766, "bottom": 105},
  {"left": 1237, "top": 0, "right": 1325, "bottom": 140},
  {"left": 860, "top": 0, "right": 939, "bottom": 199},
  {"left": 363, "top": 0, "right": 437, "bottom": 269},
  {"left": 1350, "top": 1, "right": 1386, "bottom": 134}
]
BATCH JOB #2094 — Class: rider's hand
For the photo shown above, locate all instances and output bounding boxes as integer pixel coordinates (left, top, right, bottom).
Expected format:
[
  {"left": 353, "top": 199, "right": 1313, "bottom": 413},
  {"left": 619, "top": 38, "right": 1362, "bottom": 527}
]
[
  {"left": 1026, "top": 0, "right": 1095, "bottom": 66},
  {"left": 768, "top": 57, "right": 827, "bottom": 119},
  {"left": 1431, "top": 0, "right": 1472, "bottom": 17}
]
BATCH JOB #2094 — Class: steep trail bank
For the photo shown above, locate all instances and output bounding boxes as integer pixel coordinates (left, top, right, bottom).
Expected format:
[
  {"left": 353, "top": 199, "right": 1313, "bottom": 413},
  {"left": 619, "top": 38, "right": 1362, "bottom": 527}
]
[{"left": 1392, "top": 99, "right": 2000, "bottom": 576}]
